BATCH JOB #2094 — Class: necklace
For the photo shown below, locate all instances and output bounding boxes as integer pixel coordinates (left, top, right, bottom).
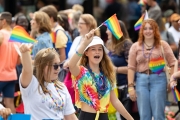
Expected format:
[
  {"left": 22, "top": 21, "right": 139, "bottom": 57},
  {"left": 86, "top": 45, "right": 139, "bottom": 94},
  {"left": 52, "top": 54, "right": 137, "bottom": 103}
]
[
  {"left": 87, "top": 65, "right": 109, "bottom": 99},
  {"left": 144, "top": 41, "right": 153, "bottom": 48},
  {"left": 48, "top": 81, "right": 64, "bottom": 111},
  {"left": 142, "top": 44, "right": 154, "bottom": 59}
]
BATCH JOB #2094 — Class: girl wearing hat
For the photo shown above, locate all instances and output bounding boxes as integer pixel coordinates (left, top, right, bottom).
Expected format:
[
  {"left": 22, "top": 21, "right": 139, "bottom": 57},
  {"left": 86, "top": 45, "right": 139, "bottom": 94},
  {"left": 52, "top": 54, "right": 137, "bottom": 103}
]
[{"left": 68, "top": 30, "right": 134, "bottom": 120}]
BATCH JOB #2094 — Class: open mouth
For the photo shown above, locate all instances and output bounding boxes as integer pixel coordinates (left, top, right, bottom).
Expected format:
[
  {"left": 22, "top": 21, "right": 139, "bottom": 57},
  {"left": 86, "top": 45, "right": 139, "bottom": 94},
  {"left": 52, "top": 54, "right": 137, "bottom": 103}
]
[{"left": 94, "top": 55, "right": 100, "bottom": 59}]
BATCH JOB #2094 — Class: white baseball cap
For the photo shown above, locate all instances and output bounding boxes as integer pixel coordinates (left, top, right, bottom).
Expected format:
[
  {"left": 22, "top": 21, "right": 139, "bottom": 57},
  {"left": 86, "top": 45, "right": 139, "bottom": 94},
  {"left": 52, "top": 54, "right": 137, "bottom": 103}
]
[{"left": 84, "top": 36, "right": 109, "bottom": 54}]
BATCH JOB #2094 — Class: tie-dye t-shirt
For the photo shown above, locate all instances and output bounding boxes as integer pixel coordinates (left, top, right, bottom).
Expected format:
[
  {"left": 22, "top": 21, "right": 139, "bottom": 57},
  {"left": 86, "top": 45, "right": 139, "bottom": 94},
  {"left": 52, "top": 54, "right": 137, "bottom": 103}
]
[{"left": 72, "top": 66, "right": 113, "bottom": 113}]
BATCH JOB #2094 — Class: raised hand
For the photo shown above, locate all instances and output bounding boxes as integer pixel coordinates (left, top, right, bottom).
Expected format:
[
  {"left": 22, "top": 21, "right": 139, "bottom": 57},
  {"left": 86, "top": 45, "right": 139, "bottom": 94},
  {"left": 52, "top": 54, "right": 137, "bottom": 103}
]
[
  {"left": 83, "top": 29, "right": 95, "bottom": 46},
  {"left": 19, "top": 43, "right": 33, "bottom": 53}
]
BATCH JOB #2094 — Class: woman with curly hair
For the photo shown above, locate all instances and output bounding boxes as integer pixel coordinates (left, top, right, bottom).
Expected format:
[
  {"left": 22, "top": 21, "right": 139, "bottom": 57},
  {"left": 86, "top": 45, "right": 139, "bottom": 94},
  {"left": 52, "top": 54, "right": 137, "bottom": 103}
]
[{"left": 128, "top": 19, "right": 176, "bottom": 120}]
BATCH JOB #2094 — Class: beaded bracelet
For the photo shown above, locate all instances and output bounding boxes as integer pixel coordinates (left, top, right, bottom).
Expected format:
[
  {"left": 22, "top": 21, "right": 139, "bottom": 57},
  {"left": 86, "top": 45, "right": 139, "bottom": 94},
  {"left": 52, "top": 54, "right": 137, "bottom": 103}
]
[
  {"left": 76, "top": 51, "right": 83, "bottom": 57},
  {"left": 128, "top": 88, "right": 134, "bottom": 92}
]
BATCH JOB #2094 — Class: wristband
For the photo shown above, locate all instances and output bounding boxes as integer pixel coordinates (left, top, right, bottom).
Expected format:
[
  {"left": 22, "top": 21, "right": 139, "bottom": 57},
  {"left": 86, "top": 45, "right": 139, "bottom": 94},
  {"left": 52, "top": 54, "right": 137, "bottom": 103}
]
[
  {"left": 128, "top": 88, "right": 134, "bottom": 92},
  {"left": 76, "top": 51, "right": 83, "bottom": 57}
]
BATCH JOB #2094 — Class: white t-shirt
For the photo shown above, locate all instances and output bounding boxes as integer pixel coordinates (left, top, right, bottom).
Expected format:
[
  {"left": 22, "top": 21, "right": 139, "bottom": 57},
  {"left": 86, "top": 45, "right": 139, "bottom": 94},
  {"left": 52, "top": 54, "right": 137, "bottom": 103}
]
[
  {"left": 68, "top": 36, "right": 82, "bottom": 58},
  {"left": 0, "top": 104, "right": 4, "bottom": 110},
  {"left": 19, "top": 75, "right": 75, "bottom": 120},
  {"left": 168, "top": 26, "right": 180, "bottom": 46}
]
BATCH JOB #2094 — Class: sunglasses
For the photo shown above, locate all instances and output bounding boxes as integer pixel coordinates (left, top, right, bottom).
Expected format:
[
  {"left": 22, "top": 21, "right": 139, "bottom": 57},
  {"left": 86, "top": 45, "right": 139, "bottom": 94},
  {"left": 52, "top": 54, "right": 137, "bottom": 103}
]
[{"left": 52, "top": 64, "right": 63, "bottom": 70}]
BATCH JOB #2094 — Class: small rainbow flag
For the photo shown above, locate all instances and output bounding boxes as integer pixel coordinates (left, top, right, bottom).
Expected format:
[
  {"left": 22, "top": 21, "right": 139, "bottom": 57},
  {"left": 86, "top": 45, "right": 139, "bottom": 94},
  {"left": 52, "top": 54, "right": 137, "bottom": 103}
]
[
  {"left": 149, "top": 57, "right": 165, "bottom": 74},
  {"left": 103, "top": 14, "right": 123, "bottom": 40},
  {"left": 134, "top": 14, "right": 145, "bottom": 31},
  {"left": 50, "top": 32, "right": 56, "bottom": 43},
  {"left": 172, "top": 87, "right": 180, "bottom": 102},
  {"left": 9, "top": 26, "right": 36, "bottom": 43},
  {"left": 138, "top": 0, "right": 146, "bottom": 6}
]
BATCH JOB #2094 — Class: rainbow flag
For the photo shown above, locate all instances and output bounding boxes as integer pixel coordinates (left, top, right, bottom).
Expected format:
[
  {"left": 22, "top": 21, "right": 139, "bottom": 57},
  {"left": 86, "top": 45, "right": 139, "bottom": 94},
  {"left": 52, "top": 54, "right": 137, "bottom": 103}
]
[
  {"left": 134, "top": 14, "right": 145, "bottom": 31},
  {"left": 149, "top": 57, "right": 165, "bottom": 74},
  {"left": 138, "top": 0, "right": 146, "bottom": 6},
  {"left": 172, "top": 87, "right": 180, "bottom": 102},
  {"left": 9, "top": 26, "right": 36, "bottom": 43},
  {"left": 103, "top": 14, "right": 123, "bottom": 40},
  {"left": 50, "top": 32, "right": 56, "bottom": 43}
]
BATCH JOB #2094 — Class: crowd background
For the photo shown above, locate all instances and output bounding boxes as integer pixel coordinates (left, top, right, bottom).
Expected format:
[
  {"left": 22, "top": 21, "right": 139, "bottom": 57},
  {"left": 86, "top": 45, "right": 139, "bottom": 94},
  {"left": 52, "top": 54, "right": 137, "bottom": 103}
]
[{"left": 0, "top": 0, "right": 180, "bottom": 120}]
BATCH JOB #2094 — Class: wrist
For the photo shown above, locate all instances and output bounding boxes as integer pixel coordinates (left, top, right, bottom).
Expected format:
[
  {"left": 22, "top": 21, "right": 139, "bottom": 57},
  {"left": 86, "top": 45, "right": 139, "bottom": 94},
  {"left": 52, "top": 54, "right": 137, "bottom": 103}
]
[
  {"left": 116, "top": 67, "right": 118, "bottom": 73},
  {"left": 128, "top": 87, "right": 134, "bottom": 92},
  {"left": 128, "top": 82, "right": 135, "bottom": 87}
]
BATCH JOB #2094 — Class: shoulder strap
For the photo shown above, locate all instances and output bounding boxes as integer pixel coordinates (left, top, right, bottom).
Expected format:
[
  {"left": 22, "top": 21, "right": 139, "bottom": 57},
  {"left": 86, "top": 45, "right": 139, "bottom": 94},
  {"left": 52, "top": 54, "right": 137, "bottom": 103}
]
[{"left": 166, "top": 31, "right": 169, "bottom": 39}]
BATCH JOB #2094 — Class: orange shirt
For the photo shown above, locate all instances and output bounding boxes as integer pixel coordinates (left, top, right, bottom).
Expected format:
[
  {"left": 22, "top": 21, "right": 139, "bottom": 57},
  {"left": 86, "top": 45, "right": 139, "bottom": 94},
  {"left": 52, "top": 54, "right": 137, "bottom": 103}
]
[{"left": 0, "top": 29, "right": 19, "bottom": 81}]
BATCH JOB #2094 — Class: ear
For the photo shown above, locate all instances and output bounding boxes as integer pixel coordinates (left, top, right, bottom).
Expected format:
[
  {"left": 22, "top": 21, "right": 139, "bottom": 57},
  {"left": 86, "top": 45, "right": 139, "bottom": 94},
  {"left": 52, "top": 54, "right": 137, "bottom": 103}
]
[
  {"left": 84, "top": 50, "right": 88, "bottom": 56},
  {"left": 2, "top": 19, "right": 6, "bottom": 25}
]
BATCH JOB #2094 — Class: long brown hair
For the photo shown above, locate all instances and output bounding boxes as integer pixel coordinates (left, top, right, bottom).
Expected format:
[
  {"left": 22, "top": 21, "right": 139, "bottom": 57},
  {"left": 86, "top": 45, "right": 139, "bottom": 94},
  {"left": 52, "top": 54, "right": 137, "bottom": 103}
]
[
  {"left": 138, "top": 19, "right": 161, "bottom": 48},
  {"left": 80, "top": 14, "right": 100, "bottom": 36},
  {"left": 108, "top": 20, "right": 132, "bottom": 55},
  {"left": 79, "top": 47, "right": 116, "bottom": 85},
  {"left": 33, "top": 48, "right": 63, "bottom": 94},
  {"left": 34, "top": 11, "right": 52, "bottom": 34}
]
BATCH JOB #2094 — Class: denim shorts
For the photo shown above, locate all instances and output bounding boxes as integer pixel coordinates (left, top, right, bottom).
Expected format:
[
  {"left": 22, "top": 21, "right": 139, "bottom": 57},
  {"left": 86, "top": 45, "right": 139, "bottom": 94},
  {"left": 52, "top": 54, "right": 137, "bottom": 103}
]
[{"left": 0, "top": 80, "right": 16, "bottom": 98}]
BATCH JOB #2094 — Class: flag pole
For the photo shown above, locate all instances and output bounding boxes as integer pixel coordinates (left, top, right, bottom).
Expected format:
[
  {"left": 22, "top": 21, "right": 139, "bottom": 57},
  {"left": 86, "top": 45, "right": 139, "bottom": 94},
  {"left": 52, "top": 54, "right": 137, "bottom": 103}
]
[{"left": 95, "top": 23, "right": 103, "bottom": 31}]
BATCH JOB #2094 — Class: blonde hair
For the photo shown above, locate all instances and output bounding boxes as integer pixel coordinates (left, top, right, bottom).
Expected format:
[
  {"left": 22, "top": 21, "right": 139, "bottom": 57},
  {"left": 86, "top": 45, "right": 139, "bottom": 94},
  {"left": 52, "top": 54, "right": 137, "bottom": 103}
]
[
  {"left": 34, "top": 11, "right": 52, "bottom": 34},
  {"left": 80, "top": 14, "right": 100, "bottom": 36},
  {"left": 72, "top": 4, "right": 84, "bottom": 13},
  {"left": 33, "top": 48, "right": 63, "bottom": 94},
  {"left": 79, "top": 48, "right": 116, "bottom": 85}
]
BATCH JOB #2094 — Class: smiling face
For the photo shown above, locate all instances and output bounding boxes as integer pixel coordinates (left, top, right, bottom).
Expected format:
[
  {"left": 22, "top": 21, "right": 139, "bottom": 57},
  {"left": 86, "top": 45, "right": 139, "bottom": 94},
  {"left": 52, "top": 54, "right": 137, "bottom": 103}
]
[
  {"left": 44, "top": 55, "right": 61, "bottom": 81},
  {"left": 85, "top": 44, "right": 104, "bottom": 65},
  {"left": 143, "top": 23, "right": 154, "bottom": 40},
  {"left": 78, "top": 18, "right": 89, "bottom": 35}
]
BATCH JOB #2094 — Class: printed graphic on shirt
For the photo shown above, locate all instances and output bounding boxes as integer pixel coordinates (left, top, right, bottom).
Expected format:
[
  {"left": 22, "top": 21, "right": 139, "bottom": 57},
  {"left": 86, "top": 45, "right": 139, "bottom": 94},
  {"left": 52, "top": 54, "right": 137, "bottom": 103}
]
[
  {"left": 73, "top": 66, "right": 111, "bottom": 112},
  {"left": 41, "top": 92, "right": 64, "bottom": 115},
  {"left": 149, "top": 57, "right": 165, "bottom": 74}
]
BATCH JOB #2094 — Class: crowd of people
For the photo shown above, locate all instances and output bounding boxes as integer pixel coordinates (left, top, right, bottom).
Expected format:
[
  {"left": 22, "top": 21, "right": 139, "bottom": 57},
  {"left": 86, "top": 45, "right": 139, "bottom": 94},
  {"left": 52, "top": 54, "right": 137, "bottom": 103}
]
[{"left": 1, "top": 0, "right": 180, "bottom": 120}]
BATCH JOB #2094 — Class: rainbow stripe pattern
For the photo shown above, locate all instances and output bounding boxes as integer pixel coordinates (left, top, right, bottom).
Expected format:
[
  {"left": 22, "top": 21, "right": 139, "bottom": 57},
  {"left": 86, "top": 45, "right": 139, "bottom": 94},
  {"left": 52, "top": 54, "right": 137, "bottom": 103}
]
[
  {"left": 138, "top": 0, "right": 146, "bottom": 6},
  {"left": 50, "top": 32, "right": 56, "bottom": 43},
  {"left": 149, "top": 57, "right": 165, "bottom": 74},
  {"left": 103, "top": 14, "right": 123, "bottom": 40},
  {"left": 134, "top": 14, "right": 145, "bottom": 31},
  {"left": 172, "top": 87, "right": 180, "bottom": 102},
  {"left": 9, "top": 26, "right": 36, "bottom": 43}
]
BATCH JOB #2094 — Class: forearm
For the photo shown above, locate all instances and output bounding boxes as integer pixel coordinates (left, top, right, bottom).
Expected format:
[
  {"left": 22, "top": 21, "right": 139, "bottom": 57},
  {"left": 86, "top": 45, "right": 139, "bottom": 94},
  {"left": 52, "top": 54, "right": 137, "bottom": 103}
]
[
  {"left": 21, "top": 52, "right": 33, "bottom": 74},
  {"left": 116, "top": 66, "right": 128, "bottom": 74},
  {"left": 128, "top": 69, "right": 135, "bottom": 85},
  {"left": 68, "top": 43, "right": 87, "bottom": 69}
]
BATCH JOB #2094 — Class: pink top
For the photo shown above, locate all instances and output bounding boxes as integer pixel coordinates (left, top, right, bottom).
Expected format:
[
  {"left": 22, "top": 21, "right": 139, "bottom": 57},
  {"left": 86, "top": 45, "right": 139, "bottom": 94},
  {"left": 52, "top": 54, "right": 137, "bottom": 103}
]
[
  {"left": 0, "top": 29, "right": 19, "bottom": 81},
  {"left": 128, "top": 41, "right": 176, "bottom": 72}
]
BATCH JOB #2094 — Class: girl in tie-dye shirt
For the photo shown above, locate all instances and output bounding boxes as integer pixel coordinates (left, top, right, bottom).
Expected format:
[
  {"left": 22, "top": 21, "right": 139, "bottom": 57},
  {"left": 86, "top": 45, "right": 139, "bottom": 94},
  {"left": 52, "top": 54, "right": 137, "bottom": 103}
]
[{"left": 68, "top": 30, "right": 134, "bottom": 120}]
